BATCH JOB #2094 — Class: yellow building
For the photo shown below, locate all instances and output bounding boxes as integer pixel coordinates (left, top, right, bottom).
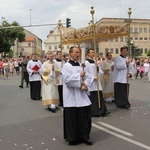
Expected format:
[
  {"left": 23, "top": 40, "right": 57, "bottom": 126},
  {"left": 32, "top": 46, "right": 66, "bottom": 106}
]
[
  {"left": 12, "top": 29, "right": 42, "bottom": 57},
  {"left": 45, "top": 25, "right": 75, "bottom": 54}
]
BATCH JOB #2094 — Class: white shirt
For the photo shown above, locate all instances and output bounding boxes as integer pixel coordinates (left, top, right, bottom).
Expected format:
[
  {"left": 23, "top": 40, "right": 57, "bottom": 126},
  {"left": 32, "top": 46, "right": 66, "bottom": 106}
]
[{"left": 143, "top": 63, "right": 150, "bottom": 72}]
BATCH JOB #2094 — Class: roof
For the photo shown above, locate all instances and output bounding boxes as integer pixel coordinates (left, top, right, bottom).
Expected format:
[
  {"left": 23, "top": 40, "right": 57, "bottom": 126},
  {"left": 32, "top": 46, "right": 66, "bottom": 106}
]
[{"left": 25, "top": 37, "right": 35, "bottom": 42}]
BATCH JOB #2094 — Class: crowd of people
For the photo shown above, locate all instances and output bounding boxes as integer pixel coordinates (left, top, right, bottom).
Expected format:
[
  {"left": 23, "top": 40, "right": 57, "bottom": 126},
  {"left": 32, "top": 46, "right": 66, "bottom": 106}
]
[{"left": 0, "top": 46, "right": 150, "bottom": 146}]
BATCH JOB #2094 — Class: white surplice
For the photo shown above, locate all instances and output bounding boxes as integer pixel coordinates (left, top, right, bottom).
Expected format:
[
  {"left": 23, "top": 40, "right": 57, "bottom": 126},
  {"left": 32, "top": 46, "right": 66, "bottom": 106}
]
[
  {"left": 113, "top": 55, "right": 132, "bottom": 83},
  {"left": 26, "top": 60, "right": 42, "bottom": 81},
  {"left": 85, "top": 60, "right": 103, "bottom": 91},
  {"left": 62, "top": 62, "right": 92, "bottom": 107}
]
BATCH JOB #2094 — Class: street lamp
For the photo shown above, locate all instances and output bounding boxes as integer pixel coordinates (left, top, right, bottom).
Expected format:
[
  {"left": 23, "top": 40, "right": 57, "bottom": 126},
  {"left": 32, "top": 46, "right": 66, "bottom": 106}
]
[
  {"left": 128, "top": 8, "right": 132, "bottom": 58},
  {"left": 30, "top": 9, "right": 32, "bottom": 26}
]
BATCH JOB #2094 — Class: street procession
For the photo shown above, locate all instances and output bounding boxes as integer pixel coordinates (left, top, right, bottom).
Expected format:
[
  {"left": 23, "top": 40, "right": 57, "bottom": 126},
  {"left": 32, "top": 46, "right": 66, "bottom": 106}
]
[{"left": 1, "top": 0, "right": 150, "bottom": 150}]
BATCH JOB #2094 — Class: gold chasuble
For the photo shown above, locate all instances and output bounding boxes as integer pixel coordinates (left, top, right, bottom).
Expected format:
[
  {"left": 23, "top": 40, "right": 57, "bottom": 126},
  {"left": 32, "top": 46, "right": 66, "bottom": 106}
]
[
  {"left": 100, "top": 59, "right": 114, "bottom": 99},
  {"left": 41, "top": 60, "right": 60, "bottom": 106}
]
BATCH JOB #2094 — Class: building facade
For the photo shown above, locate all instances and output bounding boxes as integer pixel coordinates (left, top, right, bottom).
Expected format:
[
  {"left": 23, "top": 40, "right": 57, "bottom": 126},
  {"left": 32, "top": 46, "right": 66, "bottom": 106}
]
[
  {"left": 13, "top": 29, "right": 42, "bottom": 57},
  {"left": 45, "top": 25, "right": 75, "bottom": 54},
  {"left": 97, "top": 18, "right": 150, "bottom": 57}
]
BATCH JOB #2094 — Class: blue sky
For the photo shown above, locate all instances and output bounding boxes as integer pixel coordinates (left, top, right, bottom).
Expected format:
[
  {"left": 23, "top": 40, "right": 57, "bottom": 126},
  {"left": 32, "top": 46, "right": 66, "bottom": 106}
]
[{"left": 0, "top": 0, "right": 150, "bottom": 49}]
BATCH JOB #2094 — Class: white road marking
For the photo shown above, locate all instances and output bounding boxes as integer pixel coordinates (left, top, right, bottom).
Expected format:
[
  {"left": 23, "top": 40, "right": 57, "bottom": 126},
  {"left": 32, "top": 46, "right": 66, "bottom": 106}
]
[
  {"left": 98, "top": 122, "right": 133, "bottom": 136},
  {"left": 92, "top": 123, "right": 150, "bottom": 150}
]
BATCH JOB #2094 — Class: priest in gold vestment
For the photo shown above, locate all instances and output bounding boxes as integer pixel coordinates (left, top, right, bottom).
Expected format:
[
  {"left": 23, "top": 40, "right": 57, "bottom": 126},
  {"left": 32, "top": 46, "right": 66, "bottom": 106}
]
[
  {"left": 41, "top": 52, "right": 60, "bottom": 112},
  {"left": 100, "top": 52, "right": 114, "bottom": 102}
]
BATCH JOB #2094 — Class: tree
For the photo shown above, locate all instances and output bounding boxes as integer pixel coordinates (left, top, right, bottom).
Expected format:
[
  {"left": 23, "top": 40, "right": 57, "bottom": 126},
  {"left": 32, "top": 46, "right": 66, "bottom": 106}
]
[
  {"left": 146, "top": 49, "right": 150, "bottom": 57},
  {"left": 125, "top": 42, "right": 142, "bottom": 58},
  {"left": 130, "top": 43, "right": 142, "bottom": 58},
  {"left": 0, "top": 20, "right": 25, "bottom": 54}
]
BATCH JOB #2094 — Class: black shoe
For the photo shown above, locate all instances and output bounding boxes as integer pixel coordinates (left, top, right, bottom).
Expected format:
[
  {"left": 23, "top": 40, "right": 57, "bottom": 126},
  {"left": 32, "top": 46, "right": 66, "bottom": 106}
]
[
  {"left": 69, "top": 140, "right": 81, "bottom": 146},
  {"left": 82, "top": 140, "right": 93, "bottom": 145},
  {"left": 101, "top": 112, "right": 111, "bottom": 117},
  {"left": 38, "top": 96, "right": 42, "bottom": 100},
  {"left": 125, "top": 105, "right": 131, "bottom": 109},
  {"left": 19, "top": 85, "right": 23, "bottom": 88},
  {"left": 92, "top": 115, "right": 101, "bottom": 117},
  {"left": 51, "top": 108, "right": 56, "bottom": 113}
]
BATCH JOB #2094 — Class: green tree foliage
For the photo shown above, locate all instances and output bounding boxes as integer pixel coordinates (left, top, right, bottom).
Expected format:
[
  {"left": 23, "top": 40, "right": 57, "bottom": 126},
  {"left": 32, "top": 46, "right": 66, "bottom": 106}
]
[
  {"left": 0, "top": 20, "right": 25, "bottom": 53},
  {"left": 125, "top": 42, "right": 142, "bottom": 58},
  {"left": 130, "top": 43, "right": 142, "bottom": 58},
  {"left": 146, "top": 49, "right": 150, "bottom": 56}
]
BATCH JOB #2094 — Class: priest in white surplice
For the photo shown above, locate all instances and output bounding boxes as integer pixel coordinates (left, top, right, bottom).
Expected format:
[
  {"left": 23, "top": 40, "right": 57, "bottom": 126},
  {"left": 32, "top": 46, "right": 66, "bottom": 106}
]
[
  {"left": 27, "top": 53, "right": 42, "bottom": 100},
  {"left": 100, "top": 52, "right": 114, "bottom": 102},
  {"left": 54, "top": 51, "right": 63, "bottom": 107},
  {"left": 85, "top": 49, "right": 110, "bottom": 117},
  {"left": 41, "top": 52, "right": 60, "bottom": 112},
  {"left": 113, "top": 47, "right": 132, "bottom": 109},
  {"left": 62, "top": 46, "right": 93, "bottom": 146}
]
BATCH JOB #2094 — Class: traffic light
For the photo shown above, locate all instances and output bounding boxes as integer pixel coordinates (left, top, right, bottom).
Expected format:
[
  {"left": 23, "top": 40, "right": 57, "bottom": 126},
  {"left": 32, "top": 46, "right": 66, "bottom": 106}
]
[{"left": 66, "top": 18, "right": 71, "bottom": 28}]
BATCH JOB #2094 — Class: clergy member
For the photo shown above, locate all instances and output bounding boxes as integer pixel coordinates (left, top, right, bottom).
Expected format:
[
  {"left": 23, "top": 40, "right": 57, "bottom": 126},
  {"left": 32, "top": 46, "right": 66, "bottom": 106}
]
[
  {"left": 54, "top": 51, "right": 63, "bottom": 107},
  {"left": 113, "top": 47, "right": 132, "bottom": 109},
  {"left": 62, "top": 46, "right": 93, "bottom": 146},
  {"left": 41, "top": 52, "right": 60, "bottom": 112},
  {"left": 100, "top": 52, "right": 114, "bottom": 102},
  {"left": 26, "top": 53, "right": 42, "bottom": 100},
  {"left": 85, "top": 48, "right": 110, "bottom": 117}
]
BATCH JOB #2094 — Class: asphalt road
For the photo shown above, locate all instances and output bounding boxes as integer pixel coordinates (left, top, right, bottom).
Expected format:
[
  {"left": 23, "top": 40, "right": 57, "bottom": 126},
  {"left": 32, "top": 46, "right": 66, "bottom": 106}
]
[{"left": 0, "top": 75, "right": 150, "bottom": 150}]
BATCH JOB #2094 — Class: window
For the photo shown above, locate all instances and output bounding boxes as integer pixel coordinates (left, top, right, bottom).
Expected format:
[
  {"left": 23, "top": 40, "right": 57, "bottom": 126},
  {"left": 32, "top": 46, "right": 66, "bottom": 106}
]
[
  {"left": 130, "top": 27, "right": 133, "bottom": 33},
  {"left": 144, "top": 37, "right": 148, "bottom": 40},
  {"left": 67, "top": 45, "right": 70, "bottom": 49},
  {"left": 120, "top": 37, "right": 123, "bottom": 42},
  {"left": 149, "top": 28, "right": 150, "bottom": 33},
  {"left": 110, "top": 48, "right": 114, "bottom": 54},
  {"left": 144, "top": 28, "right": 147, "bottom": 33},
  {"left": 54, "top": 36, "right": 57, "bottom": 41},
  {"left": 139, "top": 28, "right": 142, "bottom": 33},
  {"left": 134, "top": 27, "right": 138, "bottom": 33},
  {"left": 139, "top": 37, "right": 143, "bottom": 40},
  {"left": 125, "top": 37, "right": 128, "bottom": 42},
  {"left": 135, "top": 37, "right": 138, "bottom": 40},
  {"left": 115, "top": 38, "right": 118, "bottom": 42},
  {"left": 49, "top": 45, "right": 51, "bottom": 50},
  {"left": 54, "top": 45, "right": 57, "bottom": 50},
  {"left": 28, "top": 43, "right": 31, "bottom": 47},
  {"left": 145, "top": 48, "right": 148, "bottom": 53},
  {"left": 110, "top": 39, "right": 113, "bottom": 42},
  {"left": 115, "top": 48, "right": 119, "bottom": 54},
  {"left": 130, "top": 37, "right": 133, "bottom": 41},
  {"left": 140, "top": 49, "right": 143, "bottom": 53}
]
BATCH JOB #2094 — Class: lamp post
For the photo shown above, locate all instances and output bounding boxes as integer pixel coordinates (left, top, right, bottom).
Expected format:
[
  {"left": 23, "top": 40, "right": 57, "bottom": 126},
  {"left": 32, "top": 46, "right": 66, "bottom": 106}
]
[
  {"left": 30, "top": 9, "right": 32, "bottom": 26},
  {"left": 90, "top": 7, "right": 101, "bottom": 108},
  {"left": 128, "top": 8, "right": 132, "bottom": 58}
]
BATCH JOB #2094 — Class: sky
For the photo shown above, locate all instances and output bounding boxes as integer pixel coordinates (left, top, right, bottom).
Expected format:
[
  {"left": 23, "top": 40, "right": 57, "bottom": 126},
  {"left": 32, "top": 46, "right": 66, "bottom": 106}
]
[{"left": 0, "top": 0, "right": 150, "bottom": 49}]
